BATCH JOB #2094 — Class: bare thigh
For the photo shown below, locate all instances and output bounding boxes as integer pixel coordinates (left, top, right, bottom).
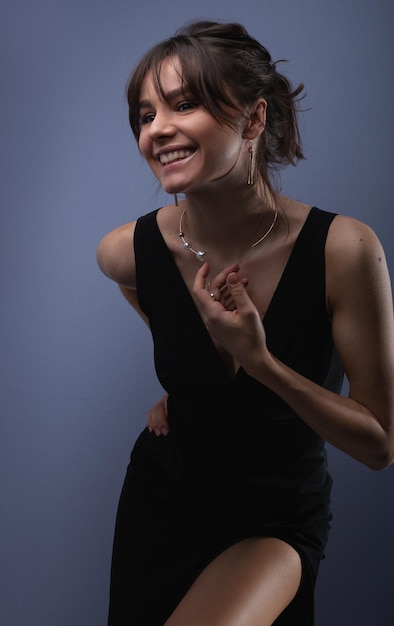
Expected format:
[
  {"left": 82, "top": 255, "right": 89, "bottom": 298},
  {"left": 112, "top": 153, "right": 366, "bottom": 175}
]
[{"left": 164, "top": 536, "right": 302, "bottom": 626}]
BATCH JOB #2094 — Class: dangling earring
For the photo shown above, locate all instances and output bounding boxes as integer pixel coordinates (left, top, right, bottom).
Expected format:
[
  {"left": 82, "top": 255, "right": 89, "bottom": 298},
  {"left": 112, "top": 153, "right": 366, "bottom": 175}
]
[
  {"left": 174, "top": 194, "right": 179, "bottom": 206},
  {"left": 247, "top": 142, "right": 254, "bottom": 185}
]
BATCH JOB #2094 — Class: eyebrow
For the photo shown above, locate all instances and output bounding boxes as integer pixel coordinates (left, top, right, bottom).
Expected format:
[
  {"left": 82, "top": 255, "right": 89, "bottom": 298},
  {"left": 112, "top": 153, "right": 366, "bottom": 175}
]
[{"left": 138, "top": 87, "right": 188, "bottom": 110}]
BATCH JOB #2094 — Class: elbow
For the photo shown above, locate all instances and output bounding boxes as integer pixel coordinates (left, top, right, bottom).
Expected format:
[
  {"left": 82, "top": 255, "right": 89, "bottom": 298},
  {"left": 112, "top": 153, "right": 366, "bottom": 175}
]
[
  {"left": 368, "top": 458, "right": 393, "bottom": 471},
  {"left": 367, "top": 443, "right": 394, "bottom": 471},
  {"left": 365, "top": 418, "right": 394, "bottom": 471}
]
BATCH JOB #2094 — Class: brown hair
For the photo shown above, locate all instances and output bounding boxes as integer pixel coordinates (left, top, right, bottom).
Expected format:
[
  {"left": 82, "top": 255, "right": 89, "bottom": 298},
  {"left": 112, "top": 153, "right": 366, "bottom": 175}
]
[{"left": 126, "top": 21, "right": 305, "bottom": 191}]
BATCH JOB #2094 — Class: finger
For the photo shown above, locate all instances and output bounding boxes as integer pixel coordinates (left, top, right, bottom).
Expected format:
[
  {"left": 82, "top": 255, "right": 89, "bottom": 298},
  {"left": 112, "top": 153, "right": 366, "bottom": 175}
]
[
  {"left": 147, "top": 396, "right": 170, "bottom": 436},
  {"left": 194, "top": 264, "right": 224, "bottom": 309},
  {"left": 211, "top": 263, "right": 240, "bottom": 288},
  {"left": 208, "top": 265, "right": 240, "bottom": 298},
  {"left": 226, "top": 272, "right": 254, "bottom": 313},
  {"left": 209, "top": 287, "right": 229, "bottom": 305},
  {"left": 148, "top": 420, "right": 169, "bottom": 437},
  {"left": 147, "top": 414, "right": 161, "bottom": 434},
  {"left": 209, "top": 266, "right": 245, "bottom": 307},
  {"left": 218, "top": 277, "right": 249, "bottom": 310},
  {"left": 194, "top": 262, "right": 211, "bottom": 290},
  {"left": 211, "top": 269, "right": 248, "bottom": 298},
  {"left": 155, "top": 417, "right": 169, "bottom": 436}
]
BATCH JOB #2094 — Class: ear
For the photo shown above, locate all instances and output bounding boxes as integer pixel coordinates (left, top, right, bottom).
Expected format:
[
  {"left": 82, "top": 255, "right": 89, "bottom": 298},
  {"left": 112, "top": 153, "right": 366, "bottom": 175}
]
[{"left": 242, "top": 99, "right": 267, "bottom": 140}]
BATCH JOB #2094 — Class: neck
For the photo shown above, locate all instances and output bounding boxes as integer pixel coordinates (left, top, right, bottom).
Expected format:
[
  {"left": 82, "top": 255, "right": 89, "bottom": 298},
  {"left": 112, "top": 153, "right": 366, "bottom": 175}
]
[
  {"left": 178, "top": 183, "right": 280, "bottom": 260},
  {"left": 182, "top": 183, "right": 277, "bottom": 244}
]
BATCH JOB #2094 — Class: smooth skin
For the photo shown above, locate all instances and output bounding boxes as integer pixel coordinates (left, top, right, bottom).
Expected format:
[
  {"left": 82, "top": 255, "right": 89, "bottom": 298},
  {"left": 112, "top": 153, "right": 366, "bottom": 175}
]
[
  {"left": 164, "top": 538, "right": 302, "bottom": 626},
  {"left": 97, "top": 57, "right": 394, "bottom": 624}
]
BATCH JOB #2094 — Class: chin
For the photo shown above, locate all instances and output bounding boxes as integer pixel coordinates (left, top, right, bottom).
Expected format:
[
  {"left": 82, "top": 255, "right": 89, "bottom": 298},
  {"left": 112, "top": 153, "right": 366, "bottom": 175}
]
[{"left": 162, "top": 182, "right": 186, "bottom": 195}]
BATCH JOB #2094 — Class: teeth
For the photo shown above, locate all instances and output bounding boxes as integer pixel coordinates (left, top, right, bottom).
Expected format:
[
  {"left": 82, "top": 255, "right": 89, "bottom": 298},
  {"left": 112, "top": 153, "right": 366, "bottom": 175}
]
[{"left": 159, "top": 149, "right": 193, "bottom": 165}]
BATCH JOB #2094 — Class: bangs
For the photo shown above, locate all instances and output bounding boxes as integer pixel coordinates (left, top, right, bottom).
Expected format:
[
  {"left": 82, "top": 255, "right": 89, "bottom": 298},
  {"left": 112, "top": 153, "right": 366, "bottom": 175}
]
[
  {"left": 126, "top": 38, "right": 243, "bottom": 140},
  {"left": 125, "top": 20, "right": 305, "bottom": 192}
]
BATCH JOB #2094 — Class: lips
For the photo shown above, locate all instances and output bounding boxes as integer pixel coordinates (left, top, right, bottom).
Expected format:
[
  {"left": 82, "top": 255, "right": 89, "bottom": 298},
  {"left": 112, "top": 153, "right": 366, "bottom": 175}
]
[{"left": 158, "top": 149, "right": 195, "bottom": 165}]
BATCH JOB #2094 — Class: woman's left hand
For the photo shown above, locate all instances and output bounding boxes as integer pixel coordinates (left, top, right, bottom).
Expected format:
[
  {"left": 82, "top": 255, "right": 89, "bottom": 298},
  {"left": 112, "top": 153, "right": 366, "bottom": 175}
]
[
  {"left": 147, "top": 393, "right": 169, "bottom": 436},
  {"left": 193, "top": 263, "right": 270, "bottom": 377}
]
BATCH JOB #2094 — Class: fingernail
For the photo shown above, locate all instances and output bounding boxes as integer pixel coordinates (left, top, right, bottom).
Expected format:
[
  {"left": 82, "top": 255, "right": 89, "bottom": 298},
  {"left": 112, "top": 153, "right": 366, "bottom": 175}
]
[{"left": 228, "top": 272, "right": 240, "bottom": 285}]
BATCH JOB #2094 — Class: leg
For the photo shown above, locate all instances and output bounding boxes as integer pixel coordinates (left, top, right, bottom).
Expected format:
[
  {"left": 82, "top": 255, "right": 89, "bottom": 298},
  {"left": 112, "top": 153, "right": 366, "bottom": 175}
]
[{"left": 164, "top": 537, "right": 302, "bottom": 626}]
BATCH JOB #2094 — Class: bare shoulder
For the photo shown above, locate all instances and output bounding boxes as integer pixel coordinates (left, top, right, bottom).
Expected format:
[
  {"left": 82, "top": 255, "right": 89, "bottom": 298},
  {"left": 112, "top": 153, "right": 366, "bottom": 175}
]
[
  {"left": 96, "top": 220, "right": 136, "bottom": 287},
  {"left": 327, "top": 213, "right": 382, "bottom": 250},
  {"left": 326, "top": 214, "right": 391, "bottom": 311},
  {"left": 327, "top": 214, "right": 386, "bottom": 269}
]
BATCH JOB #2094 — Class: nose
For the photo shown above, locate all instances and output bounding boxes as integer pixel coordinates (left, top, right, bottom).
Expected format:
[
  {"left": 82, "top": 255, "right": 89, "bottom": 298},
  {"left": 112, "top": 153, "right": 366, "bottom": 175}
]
[{"left": 147, "top": 111, "right": 176, "bottom": 141}]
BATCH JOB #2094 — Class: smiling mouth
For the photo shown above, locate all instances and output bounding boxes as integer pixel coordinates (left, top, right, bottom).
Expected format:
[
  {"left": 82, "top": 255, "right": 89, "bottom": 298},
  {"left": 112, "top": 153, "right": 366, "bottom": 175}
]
[{"left": 159, "top": 149, "right": 194, "bottom": 165}]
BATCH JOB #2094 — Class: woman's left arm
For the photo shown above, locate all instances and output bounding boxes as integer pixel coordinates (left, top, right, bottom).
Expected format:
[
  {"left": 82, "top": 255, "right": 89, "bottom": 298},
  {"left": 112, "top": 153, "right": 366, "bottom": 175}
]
[{"left": 194, "top": 217, "right": 394, "bottom": 470}]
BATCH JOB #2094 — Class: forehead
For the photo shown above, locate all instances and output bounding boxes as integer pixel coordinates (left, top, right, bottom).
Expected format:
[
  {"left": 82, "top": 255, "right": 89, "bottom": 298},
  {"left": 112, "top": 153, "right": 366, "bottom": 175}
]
[{"left": 139, "top": 57, "right": 183, "bottom": 103}]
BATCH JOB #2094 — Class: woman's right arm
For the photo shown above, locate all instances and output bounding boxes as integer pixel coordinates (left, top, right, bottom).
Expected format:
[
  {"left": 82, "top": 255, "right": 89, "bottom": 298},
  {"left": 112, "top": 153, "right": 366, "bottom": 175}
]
[
  {"left": 97, "top": 221, "right": 169, "bottom": 432},
  {"left": 97, "top": 220, "right": 149, "bottom": 325},
  {"left": 97, "top": 221, "right": 137, "bottom": 289}
]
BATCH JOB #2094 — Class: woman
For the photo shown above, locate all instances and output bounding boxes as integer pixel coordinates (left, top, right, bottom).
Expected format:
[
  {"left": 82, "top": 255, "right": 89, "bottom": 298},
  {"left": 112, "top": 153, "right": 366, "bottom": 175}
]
[{"left": 97, "top": 21, "right": 394, "bottom": 625}]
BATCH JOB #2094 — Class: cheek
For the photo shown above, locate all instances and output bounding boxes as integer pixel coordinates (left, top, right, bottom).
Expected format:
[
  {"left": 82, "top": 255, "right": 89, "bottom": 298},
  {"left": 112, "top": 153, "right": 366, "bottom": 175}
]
[
  {"left": 138, "top": 129, "right": 156, "bottom": 161},
  {"left": 214, "top": 133, "right": 243, "bottom": 167},
  {"left": 138, "top": 134, "right": 148, "bottom": 158}
]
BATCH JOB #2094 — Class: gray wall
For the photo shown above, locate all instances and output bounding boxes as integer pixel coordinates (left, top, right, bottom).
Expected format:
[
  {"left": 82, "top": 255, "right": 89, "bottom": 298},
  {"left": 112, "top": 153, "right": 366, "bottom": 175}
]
[{"left": 1, "top": 1, "right": 393, "bottom": 624}]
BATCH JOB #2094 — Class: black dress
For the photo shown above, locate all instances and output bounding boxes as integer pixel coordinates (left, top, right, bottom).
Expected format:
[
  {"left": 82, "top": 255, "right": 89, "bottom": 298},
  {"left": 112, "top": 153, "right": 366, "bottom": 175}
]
[{"left": 108, "top": 207, "right": 344, "bottom": 625}]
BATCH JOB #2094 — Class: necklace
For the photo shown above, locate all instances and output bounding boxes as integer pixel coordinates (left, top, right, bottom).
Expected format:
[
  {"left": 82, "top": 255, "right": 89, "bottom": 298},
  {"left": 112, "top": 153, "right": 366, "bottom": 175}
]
[{"left": 178, "top": 206, "right": 279, "bottom": 262}]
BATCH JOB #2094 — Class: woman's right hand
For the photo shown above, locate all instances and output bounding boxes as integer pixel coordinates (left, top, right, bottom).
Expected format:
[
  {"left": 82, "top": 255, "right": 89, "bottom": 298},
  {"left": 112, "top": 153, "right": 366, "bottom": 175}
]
[{"left": 147, "top": 393, "right": 170, "bottom": 436}]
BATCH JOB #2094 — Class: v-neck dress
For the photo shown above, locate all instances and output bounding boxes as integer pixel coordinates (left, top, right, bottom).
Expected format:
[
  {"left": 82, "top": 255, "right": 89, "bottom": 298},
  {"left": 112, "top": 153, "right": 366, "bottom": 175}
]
[{"left": 108, "top": 207, "right": 344, "bottom": 626}]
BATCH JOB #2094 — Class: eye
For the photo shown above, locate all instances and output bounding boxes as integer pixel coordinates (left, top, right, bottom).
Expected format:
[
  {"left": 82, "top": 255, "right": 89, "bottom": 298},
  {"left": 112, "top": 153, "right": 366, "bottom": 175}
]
[
  {"left": 176, "top": 100, "right": 197, "bottom": 112},
  {"left": 139, "top": 112, "right": 155, "bottom": 126}
]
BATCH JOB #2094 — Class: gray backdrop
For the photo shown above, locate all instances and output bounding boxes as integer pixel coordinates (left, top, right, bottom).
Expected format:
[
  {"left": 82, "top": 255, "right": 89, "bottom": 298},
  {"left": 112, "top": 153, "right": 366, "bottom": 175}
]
[{"left": 1, "top": 0, "right": 393, "bottom": 624}]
